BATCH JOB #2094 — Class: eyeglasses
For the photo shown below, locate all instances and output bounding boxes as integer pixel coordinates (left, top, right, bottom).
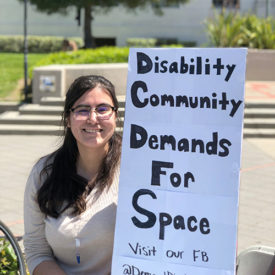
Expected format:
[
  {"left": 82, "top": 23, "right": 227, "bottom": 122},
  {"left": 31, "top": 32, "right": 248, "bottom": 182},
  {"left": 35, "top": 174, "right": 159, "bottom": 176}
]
[{"left": 70, "top": 104, "right": 117, "bottom": 120}]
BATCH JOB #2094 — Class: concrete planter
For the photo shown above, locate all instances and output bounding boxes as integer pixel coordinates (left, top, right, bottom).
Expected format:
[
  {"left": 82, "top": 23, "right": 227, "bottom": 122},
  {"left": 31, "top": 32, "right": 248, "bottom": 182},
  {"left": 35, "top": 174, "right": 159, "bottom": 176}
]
[
  {"left": 32, "top": 63, "right": 128, "bottom": 104},
  {"left": 246, "top": 49, "right": 275, "bottom": 81}
]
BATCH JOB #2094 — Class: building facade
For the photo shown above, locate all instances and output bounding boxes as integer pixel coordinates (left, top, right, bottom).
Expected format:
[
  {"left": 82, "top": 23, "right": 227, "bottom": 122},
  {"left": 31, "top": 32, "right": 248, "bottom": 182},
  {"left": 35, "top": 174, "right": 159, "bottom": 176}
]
[{"left": 0, "top": 0, "right": 274, "bottom": 47}]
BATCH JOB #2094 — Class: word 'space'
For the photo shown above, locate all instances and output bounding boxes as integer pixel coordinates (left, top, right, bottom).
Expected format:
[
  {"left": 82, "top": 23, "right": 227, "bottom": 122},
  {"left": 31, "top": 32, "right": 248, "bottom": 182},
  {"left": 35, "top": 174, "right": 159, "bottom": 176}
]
[
  {"left": 137, "top": 52, "right": 236, "bottom": 81},
  {"left": 132, "top": 189, "right": 211, "bottom": 240}
]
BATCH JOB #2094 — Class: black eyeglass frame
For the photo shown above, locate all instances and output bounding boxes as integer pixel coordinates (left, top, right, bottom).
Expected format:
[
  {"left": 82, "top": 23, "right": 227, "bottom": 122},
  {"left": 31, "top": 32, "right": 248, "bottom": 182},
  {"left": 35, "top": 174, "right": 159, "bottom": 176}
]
[{"left": 70, "top": 104, "right": 117, "bottom": 114}]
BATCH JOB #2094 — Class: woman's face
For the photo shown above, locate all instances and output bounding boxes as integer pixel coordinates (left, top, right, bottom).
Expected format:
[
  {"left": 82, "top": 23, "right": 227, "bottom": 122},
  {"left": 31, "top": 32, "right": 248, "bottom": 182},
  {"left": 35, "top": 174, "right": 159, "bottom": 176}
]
[{"left": 68, "top": 86, "right": 116, "bottom": 152}]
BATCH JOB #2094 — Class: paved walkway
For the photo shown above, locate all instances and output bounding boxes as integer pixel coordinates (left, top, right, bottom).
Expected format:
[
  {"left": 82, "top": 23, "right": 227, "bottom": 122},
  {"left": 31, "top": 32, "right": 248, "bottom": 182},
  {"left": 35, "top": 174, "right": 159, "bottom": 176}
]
[
  {"left": 238, "top": 138, "right": 275, "bottom": 252},
  {"left": 245, "top": 81, "right": 275, "bottom": 102},
  {"left": 0, "top": 81, "right": 274, "bottom": 256}
]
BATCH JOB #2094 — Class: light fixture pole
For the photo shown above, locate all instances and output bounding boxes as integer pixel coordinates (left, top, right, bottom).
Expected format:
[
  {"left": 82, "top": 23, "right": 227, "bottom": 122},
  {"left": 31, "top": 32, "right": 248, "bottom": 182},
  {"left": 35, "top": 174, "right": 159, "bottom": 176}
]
[
  {"left": 24, "top": 0, "right": 28, "bottom": 102},
  {"left": 266, "top": 0, "right": 269, "bottom": 18}
]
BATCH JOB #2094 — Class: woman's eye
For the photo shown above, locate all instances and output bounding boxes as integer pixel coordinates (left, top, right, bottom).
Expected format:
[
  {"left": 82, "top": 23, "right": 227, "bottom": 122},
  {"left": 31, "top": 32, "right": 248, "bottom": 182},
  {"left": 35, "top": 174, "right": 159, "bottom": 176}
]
[
  {"left": 77, "top": 109, "right": 89, "bottom": 115},
  {"left": 97, "top": 106, "right": 109, "bottom": 114}
]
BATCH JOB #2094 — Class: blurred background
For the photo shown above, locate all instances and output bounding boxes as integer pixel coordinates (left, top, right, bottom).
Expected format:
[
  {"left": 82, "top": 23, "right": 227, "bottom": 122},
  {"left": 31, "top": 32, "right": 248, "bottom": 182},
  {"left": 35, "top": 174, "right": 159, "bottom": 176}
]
[{"left": 0, "top": 0, "right": 274, "bottom": 274}]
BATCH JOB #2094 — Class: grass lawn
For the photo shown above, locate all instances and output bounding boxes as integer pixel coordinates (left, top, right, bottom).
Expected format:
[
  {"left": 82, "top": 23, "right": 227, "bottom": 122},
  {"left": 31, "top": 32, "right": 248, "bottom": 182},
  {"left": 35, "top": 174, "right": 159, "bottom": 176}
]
[{"left": 0, "top": 53, "right": 47, "bottom": 101}]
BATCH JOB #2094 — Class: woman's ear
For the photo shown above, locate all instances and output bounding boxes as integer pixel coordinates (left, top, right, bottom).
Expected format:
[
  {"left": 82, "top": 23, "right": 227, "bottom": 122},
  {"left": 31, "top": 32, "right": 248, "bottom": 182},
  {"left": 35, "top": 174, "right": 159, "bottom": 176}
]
[{"left": 66, "top": 117, "right": 71, "bottom": 128}]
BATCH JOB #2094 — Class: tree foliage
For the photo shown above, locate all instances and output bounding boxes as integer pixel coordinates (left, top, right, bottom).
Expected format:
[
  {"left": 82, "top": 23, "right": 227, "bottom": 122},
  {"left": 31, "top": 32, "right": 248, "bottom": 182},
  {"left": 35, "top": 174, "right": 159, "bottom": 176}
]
[{"left": 19, "top": 0, "right": 189, "bottom": 48}]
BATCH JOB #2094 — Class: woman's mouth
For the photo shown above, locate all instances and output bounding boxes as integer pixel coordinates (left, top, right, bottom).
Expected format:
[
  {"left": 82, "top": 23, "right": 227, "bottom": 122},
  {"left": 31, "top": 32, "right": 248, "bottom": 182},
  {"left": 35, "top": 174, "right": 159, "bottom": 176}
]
[{"left": 83, "top": 128, "right": 102, "bottom": 133}]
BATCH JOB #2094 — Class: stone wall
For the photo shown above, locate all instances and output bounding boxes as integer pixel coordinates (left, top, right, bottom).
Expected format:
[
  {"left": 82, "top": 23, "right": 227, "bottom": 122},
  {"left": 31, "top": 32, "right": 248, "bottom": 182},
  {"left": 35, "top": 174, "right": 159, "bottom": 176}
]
[{"left": 246, "top": 49, "right": 275, "bottom": 81}]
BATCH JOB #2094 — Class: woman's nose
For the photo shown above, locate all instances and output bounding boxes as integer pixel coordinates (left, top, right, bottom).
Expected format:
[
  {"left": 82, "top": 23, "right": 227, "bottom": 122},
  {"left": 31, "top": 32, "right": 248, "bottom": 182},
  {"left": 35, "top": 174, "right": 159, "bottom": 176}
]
[{"left": 87, "top": 110, "right": 98, "bottom": 123}]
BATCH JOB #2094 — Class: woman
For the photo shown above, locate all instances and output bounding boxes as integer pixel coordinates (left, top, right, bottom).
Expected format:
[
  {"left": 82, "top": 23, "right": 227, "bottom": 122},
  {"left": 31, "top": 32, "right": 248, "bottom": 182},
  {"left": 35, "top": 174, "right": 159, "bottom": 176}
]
[{"left": 24, "top": 75, "right": 122, "bottom": 275}]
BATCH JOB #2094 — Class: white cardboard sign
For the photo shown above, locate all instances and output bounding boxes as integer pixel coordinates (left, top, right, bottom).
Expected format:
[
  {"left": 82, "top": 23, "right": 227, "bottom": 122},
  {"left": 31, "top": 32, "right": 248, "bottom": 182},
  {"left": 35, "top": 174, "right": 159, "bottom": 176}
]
[{"left": 112, "top": 48, "right": 247, "bottom": 275}]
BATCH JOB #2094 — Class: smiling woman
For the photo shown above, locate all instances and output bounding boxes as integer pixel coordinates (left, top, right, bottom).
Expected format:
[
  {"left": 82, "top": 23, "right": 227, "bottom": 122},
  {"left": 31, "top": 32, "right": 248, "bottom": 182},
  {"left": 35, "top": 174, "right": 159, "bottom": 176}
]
[{"left": 23, "top": 75, "right": 122, "bottom": 275}]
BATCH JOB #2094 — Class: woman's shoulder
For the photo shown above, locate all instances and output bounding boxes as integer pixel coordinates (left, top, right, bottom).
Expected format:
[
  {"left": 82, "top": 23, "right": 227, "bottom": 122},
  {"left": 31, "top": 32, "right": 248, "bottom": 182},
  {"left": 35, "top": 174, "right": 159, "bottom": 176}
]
[
  {"left": 32, "top": 153, "right": 55, "bottom": 174},
  {"left": 26, "top": 153, "right": 55, "bottom": 190}
]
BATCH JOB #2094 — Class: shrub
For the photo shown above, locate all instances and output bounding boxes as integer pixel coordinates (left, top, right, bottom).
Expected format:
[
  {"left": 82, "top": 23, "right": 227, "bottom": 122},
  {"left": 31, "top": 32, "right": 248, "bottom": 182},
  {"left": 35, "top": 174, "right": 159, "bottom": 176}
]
[
  {"left": 160, "top": 44, "right": 184, "bottom": 48},
  {"left": 127, "top": 38, "right": 196, "bottom": 48},
  {"left": 0, "top": 238, "right": 18, "bottom": 274},
  {"left": 127, "top": 38, "right": 158, "bottom": 47},
  {"left": 0, "top": 36, "right": 24, "bottom": 53},
  {"left": 205, "top": 12, "right": 246, "bottom": 47},
  {"left": 29, "top": 47, "right": 129, "bottom": 78},
  {"left": 205, "top": 12, "right": 275, "bottom": 49},
  {"left": 34, "top": 47, "right": 129, "bottom": 66},
  {"left": 0, "top": 35, "right": 83, "bottom": 53},
  {"left": 240, "top": 15, "right": 275, "bottom": 49},
  {"left": 181, "top": 41, "right": 196, "bottom": 47}
]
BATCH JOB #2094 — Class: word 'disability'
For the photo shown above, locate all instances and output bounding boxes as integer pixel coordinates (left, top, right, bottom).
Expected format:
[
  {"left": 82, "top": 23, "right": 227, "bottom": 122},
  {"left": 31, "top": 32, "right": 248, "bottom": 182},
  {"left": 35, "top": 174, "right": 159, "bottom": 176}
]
[{"left": 137, "top": 52, "right": 236, "bottom": 81}]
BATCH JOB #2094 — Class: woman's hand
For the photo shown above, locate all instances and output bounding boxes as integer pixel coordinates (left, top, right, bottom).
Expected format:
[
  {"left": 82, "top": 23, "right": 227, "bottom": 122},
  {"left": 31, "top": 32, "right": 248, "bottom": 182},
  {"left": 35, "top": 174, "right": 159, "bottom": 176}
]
[{"left": 33, "top": 261, "right": 67, "bottom": 275}]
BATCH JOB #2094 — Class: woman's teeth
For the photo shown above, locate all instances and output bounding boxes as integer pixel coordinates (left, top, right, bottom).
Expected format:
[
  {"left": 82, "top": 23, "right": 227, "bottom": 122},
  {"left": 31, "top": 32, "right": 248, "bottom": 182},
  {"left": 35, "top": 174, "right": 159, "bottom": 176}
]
[{"left": 84, "top": 129, "right": 101, "bottom": 133}]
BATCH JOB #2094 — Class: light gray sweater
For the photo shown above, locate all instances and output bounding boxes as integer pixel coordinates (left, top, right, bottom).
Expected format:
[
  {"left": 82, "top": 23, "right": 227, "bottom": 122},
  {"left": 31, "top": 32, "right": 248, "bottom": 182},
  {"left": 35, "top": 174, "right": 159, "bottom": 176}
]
[{"left": 23, "top": 157, "right": 119, "bottom": 275}]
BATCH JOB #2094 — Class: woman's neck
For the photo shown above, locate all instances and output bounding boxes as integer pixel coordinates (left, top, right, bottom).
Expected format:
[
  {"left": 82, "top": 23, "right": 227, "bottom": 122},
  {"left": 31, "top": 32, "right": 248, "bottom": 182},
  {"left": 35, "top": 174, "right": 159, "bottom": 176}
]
[{"left": 76, "top": 144, "right": 108, "bottom": 182}]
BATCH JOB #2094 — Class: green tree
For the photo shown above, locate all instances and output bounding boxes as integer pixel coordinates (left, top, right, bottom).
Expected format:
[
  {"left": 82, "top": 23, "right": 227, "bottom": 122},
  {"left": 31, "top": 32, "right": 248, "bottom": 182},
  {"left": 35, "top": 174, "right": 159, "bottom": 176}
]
[{"left": 19, "top": 0, "right": 189, "bottom": 48}]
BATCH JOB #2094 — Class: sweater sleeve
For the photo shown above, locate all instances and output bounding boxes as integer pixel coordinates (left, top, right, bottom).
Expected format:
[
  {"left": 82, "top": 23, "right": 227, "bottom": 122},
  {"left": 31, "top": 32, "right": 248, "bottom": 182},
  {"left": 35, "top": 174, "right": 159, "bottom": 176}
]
[{"left": 23, "top": 159, "right": 55, "bottom": 274}]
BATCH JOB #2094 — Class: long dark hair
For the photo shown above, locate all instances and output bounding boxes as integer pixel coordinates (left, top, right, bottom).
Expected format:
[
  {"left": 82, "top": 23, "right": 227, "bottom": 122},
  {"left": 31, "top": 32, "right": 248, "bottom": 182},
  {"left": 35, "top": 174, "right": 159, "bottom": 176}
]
[{"left": 37, "top": 75, "right": 122, "bottom": 218}]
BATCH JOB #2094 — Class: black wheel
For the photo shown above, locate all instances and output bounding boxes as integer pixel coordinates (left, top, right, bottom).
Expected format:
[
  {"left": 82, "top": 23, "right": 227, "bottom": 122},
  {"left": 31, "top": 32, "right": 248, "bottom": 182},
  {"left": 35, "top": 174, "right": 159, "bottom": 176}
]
[{"left": 0, "top": 220, "right": 27, "bottom": 275}]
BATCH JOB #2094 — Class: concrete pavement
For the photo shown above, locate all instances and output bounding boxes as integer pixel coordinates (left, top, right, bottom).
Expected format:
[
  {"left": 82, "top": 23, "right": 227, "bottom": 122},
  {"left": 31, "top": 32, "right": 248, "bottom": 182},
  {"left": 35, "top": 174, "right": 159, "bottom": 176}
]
[
  {"left": 0, "top": 135, "right": 60, "bottom": 237},
  {"left": 238, "top": 138, "right": 275, "bottom": 252},
  {"left": 245, "top": 81, "right": 275, "bottom": 103}
]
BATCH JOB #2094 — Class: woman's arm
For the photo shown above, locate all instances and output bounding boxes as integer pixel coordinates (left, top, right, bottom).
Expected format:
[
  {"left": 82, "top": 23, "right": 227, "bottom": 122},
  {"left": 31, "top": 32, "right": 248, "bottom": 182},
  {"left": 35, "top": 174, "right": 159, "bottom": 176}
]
[
  {"left": 24, "top": 160, "right": 63, "bottom": 274},
  {"left": 33, "top": 261, "right": 67, "bottom": 275}
]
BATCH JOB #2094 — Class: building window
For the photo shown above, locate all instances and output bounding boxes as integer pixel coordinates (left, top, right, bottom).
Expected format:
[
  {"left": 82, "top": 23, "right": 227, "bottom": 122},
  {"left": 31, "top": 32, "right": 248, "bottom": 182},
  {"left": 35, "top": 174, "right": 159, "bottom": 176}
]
[
  {"left": 152, "top": 0, "right": 180, "bottom": 8},
  {"left": 213, "top": 0, "right": 239, "bottom": 8},
  {"left": 95, "top": 38, "right": 116, "bottom": 47}
]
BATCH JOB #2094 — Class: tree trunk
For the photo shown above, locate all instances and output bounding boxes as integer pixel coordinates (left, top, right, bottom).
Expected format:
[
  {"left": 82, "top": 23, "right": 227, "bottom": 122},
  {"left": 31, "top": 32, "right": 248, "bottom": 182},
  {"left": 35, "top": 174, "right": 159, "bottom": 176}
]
[{"left": 84, "top": 4, "right": 95, "bottom": 48}]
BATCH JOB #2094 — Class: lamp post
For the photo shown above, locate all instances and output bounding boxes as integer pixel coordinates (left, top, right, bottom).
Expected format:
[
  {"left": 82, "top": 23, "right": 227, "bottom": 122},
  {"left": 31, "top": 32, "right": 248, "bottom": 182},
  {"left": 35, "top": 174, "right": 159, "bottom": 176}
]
[
  {"left": 265, "top": 0, "right": 269, "bottom": 18},
  {"left": 24, "top": 0, "right": 28, "bottom": 102}
]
